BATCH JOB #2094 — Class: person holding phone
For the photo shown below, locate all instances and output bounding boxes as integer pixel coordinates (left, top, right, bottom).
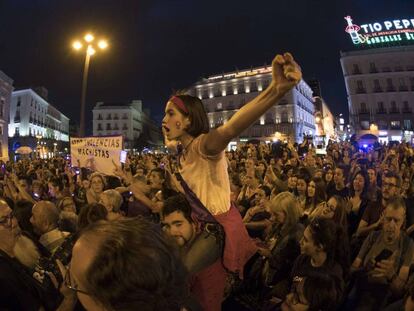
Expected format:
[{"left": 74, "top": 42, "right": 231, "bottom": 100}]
[{"left": 347, "top": 197, "right": 414, "bottom": 309}]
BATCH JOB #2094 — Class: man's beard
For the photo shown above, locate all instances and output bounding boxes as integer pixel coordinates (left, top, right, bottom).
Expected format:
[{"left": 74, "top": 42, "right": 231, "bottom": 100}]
[{"left": 13, "top": 235, "right": 40, "bottom": 269}]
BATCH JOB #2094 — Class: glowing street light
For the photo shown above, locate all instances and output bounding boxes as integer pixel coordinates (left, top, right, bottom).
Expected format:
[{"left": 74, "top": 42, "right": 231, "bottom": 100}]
[
  {"left": 98, "top": 40, "right": 108, "bottom": 49},
  {"left": 72, "top": 33, "right": 109, "bottom": 137},
  {"left": 72, "top": 41, "right": 83, "bottom": 50},
  {"left": 84, "top": 33, "right": 94, "bottom": 42}
]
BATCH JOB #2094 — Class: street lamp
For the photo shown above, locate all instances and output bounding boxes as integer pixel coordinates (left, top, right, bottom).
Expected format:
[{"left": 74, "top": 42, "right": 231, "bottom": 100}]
[{"left": 72, "top": 33, "right": 108, "bottom": 137}]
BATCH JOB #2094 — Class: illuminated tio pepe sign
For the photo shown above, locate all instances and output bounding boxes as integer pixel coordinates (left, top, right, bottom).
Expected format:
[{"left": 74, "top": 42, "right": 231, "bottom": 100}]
[{"left": 344, "top": 16, "right": 414, "bottom": 46}]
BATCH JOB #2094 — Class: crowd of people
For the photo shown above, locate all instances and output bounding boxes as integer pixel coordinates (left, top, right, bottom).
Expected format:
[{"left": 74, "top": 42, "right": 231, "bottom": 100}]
[{"left": 1, "top": 52, "right": 414, "bottom": 311}]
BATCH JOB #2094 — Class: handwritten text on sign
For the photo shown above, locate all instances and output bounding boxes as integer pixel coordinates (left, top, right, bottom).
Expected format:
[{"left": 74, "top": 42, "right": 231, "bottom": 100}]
[{"left": 70, "top": 136, "right": 123, "bottom": 175}]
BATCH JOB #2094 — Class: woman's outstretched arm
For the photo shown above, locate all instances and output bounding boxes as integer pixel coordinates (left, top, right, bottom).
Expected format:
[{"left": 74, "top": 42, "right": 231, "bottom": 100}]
[{"left": 201, "top": 52, "right": 302, "bottom": 156}]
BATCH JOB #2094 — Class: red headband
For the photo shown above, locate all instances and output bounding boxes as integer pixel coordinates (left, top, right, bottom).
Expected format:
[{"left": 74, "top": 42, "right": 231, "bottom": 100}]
[{"left": 169, "top": 96, "right": 189, "bottom": 114}]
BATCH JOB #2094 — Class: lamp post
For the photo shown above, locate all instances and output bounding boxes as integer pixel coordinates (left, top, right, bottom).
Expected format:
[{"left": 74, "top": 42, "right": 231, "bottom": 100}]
[{"left": 72, "top": 34, "right": 108, "bottom": 137}]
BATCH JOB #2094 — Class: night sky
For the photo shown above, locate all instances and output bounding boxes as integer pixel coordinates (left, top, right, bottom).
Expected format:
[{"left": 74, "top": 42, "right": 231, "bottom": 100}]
[{"left": 1, "top": 0, "right": 413, "bottom": 134}]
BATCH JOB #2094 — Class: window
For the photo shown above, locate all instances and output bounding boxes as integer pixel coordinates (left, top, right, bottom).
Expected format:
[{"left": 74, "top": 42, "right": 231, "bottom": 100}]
[
  {"left": 370, "top": 62, "right": 377, "bottom": 73},
  {"left": 251, "top": 81, "right": 257, "bottom": 92},
  {"left": 361, "top": 102, "right": 367, "bottom": 110},
  {"left": 403, "top": 101, "right": 410, "bottom": 111},
  {"left": 17, "top": 97, "right": 21, "bottom": 107},
  {"left": 404, "top": 120, "right": 412, "bottom": 129},
  {"left": 97, "top": 124, "right": 103, "bottom": 131},
  {"left": 390, "top": 101, "right": 398, "bottom": 113},
  {"left": 353, "top": 64, "right": 361, "bottom": 74},
  {"left": 0, "top": 126, "right": 2, "bottom": 135},
  {"left": 373, "top": 79, "right": 382, "bottom": 92},
  {"left": 15, "top": 127, "right": 19, "bottom": 136},
  {"left": 98, "top": 114, "right": 103, "bottom": 120},
  {"left": 399, "top": 78, "right": 408, "bottom": 91},
  {"left": 390, "top": 121, "right": 401, "bottom": 129},
  {"left": 123, "top": 113, "right": 128, "bottom": 119},
  {"left": 377, "top": 101, "right": 386, "bottom": 113},
  {"left": 281, "top": 111, "right": 288, "bottom": 123},
  {"left": 114, "top": 114, "right": 119, "bottom": 120},
  {"left": 378, "top": 120, "right": 388, "bottom": 130},
  {"left": 356, "top": 80, "right": 365, "bottom": 93},
  {"left": 107, "top": 114, "right": 112, "bottom": 120},
  {"left": 106, "top": 123, "right": 111, "bottom": 130},
  {"left": 227, "top": 85, "right": 232, "bottom": 95},
  {"left": 217, "top": 102, "right": 222, "bottom": 110},
  {"left": 386, "top": 78, "right": 395, "bottom": 91}
]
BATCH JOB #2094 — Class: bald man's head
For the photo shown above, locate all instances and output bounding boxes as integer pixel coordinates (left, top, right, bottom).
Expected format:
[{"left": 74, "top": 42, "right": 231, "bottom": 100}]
[{"left": 30, "top": 200, "right": 59, "bottom": 235}]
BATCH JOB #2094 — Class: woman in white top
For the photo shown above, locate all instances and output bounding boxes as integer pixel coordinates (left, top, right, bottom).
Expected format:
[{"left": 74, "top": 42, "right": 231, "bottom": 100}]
[{"left": 162, "top": 52, "right": 302, "bottom": 276}]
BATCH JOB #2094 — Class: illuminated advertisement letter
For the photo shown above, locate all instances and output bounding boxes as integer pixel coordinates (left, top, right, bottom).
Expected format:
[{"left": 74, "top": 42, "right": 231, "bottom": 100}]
[
  {"left": 373, "top": 23, "right": 382, "bottom": 31},
  {"left": 384, "top": 21, "right": 393, "bottom": 30},
  {"left": 402, "top": 19, "right": 411, "bottom": 28},
  {"left": 360, "top": 24, "right": 369, "bottom": 33},
  {"left": 411, "top": 19, "right": 414, "bottom": 27},
  {"left": 393, "top": 20, "right": 403, "bottom": 29}
]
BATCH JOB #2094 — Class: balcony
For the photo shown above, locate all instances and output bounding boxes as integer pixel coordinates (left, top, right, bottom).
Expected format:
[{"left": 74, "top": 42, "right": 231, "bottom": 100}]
[
  {"left": 369, "top": 68, "right": 378, "bottom": 73},
  {"left": 352, "top": 69, "right": 362, "bottom": 75},
  {"left": 356, "top": 88, "right": 366, "bottom": 94},
  {"left": 382, "top": 67, "right": 392, "bottom": 72},
  {"left": 97, "top": 116, "right": 103, "bottom": 120},
  {"left": 399, "top": 86, "right": 408, "bottom": 92},
  {"left": 376, "top": 109, "right": 387, "bottom": 114},
  {"left": 403, "top": 108, "right": 412, "bottom": 113},
  {"left": 358, "top": 110, "right": 369, "bottom": 115},
  {"left": 389, "top": 109, "right": 400, "bottom": 114},
  {"left": 386, "top": 86, "right": 396, "bottom": 92},
  {"left": 373, "top": 87, "right": 383, "bottom": 93}
]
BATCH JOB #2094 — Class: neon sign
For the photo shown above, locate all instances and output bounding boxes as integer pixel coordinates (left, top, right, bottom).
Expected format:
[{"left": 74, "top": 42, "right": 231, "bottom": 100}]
[{"left": 344, "top": 16, "right": 414, "bottom": 46}]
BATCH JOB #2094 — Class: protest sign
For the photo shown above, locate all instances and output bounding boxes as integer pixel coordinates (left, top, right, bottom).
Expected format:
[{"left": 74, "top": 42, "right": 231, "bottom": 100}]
[{"left": 70, "top": 136, "right": 123, "bottom": 175}]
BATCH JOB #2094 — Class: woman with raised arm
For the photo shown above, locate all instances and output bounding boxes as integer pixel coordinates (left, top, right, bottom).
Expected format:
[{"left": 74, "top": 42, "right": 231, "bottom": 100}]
[{"left": 162, "top": 52, "right": 302, "bottom": 276}]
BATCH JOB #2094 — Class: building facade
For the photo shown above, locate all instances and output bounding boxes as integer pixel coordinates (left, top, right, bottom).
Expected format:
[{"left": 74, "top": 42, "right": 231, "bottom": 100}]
[
  {"left": 0, "top": 71, "right": 13, "bottom": 161},
  {"left": 9, "top": 88, "right": 70, "bottom": 157},
  {"left": 92, "top": 100, "right": 162, "bottom": 149},
  {"left": 189, "top": 66, "right": 315, "bottom": 145},
  {"left": 340, "top": 46, "right": 414, "bottom": 144}
]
